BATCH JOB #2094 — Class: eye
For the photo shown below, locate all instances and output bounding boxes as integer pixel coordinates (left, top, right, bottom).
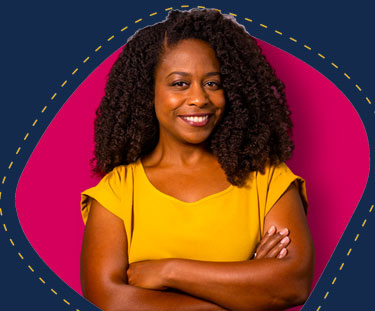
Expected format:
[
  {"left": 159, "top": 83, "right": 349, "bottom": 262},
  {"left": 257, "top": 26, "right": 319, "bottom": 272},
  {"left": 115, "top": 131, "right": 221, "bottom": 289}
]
[
  {"left": 171, "top": 81, "right": 189, "bottom": 88},
  {"left": 205, "top": 81, "right": 222, "bottom": 89}
]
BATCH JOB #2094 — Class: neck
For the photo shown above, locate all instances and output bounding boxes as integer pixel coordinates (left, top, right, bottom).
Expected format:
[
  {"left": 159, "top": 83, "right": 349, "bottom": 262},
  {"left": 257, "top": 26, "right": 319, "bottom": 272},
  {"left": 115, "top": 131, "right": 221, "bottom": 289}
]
[{"left": 143, "top": 134, "right": 214, "bottom": 168}]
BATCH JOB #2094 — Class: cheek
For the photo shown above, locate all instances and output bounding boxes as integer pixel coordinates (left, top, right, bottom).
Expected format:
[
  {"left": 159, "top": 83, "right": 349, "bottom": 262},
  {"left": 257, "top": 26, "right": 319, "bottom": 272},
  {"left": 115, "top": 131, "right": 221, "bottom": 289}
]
[
  {"left": 215, "top": 95, "right": 226, "bottom": 113},
  {"left": 155, "top": 93, "right": 182, "bottom": 116}
]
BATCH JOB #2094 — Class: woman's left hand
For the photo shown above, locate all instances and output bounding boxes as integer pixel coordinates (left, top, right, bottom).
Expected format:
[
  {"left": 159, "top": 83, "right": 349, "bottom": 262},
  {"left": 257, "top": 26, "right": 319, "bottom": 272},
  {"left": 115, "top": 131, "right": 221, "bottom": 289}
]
[{"left": 127, "top": 259, "right": 171, "bottom": 290}]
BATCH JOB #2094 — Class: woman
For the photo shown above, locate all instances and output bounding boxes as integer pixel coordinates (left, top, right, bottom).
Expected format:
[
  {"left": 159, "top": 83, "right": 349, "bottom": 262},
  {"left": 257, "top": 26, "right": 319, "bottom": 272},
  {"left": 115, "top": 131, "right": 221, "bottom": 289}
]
[{"left": 80, "top": 9, "right": 314, "bottom": 311}]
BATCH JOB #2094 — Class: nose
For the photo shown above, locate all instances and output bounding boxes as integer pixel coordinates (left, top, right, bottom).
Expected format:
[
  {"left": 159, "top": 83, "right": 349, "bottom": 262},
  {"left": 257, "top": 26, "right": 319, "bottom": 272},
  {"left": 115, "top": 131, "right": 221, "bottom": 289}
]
[{"left": 187, "top": 84, "right": 209, "bottom": 107}]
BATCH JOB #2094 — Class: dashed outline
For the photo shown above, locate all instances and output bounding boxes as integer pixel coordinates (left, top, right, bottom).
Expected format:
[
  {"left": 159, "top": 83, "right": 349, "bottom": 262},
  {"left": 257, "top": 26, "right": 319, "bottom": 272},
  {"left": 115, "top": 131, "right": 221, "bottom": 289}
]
[
  {"left": 0, "top": 4, "right": 373, "bottom": 310},
  {"left": 315, "top": 204, "right": 373, "bottom": 310}
]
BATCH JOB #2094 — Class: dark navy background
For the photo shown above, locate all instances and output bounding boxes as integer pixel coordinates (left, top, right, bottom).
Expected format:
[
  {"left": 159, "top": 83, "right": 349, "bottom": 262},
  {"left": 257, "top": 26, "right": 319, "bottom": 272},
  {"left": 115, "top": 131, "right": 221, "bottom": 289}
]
[{"left": 0, "top": 1, "right": 374, "bottom": 310}]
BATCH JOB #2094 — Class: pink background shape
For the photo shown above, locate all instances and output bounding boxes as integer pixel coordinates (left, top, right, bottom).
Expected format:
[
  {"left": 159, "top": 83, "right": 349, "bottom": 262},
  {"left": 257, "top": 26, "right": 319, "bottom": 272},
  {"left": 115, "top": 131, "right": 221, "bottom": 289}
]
[{"left": 15, "top": 39, "right": 370, "bottom": 308}]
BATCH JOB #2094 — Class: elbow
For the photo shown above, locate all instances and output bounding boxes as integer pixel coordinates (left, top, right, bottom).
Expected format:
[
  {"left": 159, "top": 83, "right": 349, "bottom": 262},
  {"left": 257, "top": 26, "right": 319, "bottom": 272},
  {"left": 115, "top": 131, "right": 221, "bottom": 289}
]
[
  {"left": 81, "top": 277, "right": 129, "bottom": 311},
  {"left": 279, "top": 277, "right": 312, "bottom": 308},
  {"left": 280, "top": 244, "right": 315, "bottom": 308},
  {"left": 274, "top": 262, "right": 314, "bottom": 308}
]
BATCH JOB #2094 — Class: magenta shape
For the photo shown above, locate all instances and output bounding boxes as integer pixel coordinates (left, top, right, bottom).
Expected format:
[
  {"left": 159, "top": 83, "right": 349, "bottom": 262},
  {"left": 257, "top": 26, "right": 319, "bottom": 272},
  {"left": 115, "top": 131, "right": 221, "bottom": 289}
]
[{"left": 15, "top": 39, "right": 370, "bottom": 307}]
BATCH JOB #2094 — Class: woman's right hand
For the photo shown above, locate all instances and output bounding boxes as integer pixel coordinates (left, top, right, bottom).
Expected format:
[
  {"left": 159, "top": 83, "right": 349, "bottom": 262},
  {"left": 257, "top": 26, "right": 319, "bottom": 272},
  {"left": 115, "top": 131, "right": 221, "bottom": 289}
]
[{"left": 253, "top": 225, "right": 290, "bottom": 259}]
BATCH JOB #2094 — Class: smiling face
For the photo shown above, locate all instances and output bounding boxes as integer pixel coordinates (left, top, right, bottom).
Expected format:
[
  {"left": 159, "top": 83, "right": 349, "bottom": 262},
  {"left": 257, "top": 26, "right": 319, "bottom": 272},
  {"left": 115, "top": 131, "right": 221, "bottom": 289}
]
[{"left": 154, "top": 39, "right": 226, "bottom": 146}]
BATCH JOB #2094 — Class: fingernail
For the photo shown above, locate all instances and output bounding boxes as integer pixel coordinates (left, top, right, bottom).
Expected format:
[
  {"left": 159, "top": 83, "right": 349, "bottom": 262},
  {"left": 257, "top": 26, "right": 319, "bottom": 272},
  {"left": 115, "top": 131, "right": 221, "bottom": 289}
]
[
  {"left": 281, "top": 236, "right": 289, "bottom": 244},
  {"left": 278, "top": 248, "right": 287, "bottom": 258},
  {"left": 280, "top": 228, "right": 289, "bottom": 235},
  {"left": 267, "top": 226, "right": 276, "bottom": 235}
]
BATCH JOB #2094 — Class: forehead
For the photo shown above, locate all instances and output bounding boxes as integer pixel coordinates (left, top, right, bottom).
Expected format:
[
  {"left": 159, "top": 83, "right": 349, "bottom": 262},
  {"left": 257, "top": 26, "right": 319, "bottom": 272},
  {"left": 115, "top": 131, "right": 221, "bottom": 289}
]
[{"left": 156, "top": 39, "right": 220, "bottom": 73}]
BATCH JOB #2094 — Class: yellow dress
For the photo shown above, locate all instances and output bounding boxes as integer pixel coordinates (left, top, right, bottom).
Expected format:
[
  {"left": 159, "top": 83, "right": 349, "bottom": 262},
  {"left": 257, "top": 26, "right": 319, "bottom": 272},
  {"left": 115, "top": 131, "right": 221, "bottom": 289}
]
[{"left": 81, "top": 159, "right": 307, "bottom": 264}]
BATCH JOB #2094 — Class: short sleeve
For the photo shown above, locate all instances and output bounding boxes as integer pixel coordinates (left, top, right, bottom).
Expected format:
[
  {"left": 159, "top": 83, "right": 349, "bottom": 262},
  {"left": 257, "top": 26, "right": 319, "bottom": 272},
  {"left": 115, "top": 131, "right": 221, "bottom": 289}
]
[
  {"left": 257, "top": 162, "right": 308, "bottom": 217},
  {"left": 80, "top": 165, "right": 128, "bottom": 224}
]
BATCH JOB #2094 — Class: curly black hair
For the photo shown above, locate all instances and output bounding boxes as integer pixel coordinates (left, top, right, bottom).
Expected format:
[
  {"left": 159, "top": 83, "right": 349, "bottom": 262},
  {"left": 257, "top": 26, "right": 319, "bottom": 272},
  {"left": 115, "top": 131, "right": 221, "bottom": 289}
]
[{"left": 92, "top": 8, "right": 294, "bottom": 186}]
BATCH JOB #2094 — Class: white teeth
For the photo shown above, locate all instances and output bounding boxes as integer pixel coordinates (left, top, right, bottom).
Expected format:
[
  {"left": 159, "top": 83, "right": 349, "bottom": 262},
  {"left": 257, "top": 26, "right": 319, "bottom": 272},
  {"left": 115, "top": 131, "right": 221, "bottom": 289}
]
[{"left": 184, "top": 115, "right": 208, "bottom": 122}]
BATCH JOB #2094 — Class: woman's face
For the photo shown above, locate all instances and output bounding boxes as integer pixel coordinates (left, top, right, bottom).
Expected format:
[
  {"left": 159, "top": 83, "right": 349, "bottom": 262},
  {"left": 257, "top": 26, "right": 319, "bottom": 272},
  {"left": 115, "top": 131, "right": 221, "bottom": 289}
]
[{"left": 154, "top": 39, "right": 226, "bottom": 145}]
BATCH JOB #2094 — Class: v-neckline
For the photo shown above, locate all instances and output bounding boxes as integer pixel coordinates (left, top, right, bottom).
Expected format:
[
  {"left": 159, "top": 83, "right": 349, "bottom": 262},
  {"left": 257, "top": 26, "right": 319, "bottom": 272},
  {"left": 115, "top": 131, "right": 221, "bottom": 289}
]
[{"left": 137, "top": 158, "right": 234, "bottom": 206}]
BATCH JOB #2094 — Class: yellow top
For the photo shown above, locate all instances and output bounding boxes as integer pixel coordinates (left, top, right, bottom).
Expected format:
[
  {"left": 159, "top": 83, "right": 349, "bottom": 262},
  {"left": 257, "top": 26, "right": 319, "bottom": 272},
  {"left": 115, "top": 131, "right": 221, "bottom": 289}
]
[{"left": 81, "top": 159, "right": 307, "bottom": 264}]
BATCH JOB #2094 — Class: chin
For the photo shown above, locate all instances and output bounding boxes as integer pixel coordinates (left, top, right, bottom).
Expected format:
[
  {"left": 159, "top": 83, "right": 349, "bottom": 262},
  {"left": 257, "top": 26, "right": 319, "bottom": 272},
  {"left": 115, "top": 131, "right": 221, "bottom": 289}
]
[{"left": 181, "top": 133, "right": 211, "bottom": 145}]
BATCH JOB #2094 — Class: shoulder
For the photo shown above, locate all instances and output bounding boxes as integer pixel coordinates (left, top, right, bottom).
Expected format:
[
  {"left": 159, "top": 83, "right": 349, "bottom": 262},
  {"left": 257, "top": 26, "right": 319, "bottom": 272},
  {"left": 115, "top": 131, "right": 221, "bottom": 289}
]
[
  {"left": 254, "top": 160, "right": 308, "bottom": 214},
  {"left": 102, "top": 159, "right": 141, "bottom": 184},
  {"left": 255, "top": 160, "right": 295, "bottom": 183}
]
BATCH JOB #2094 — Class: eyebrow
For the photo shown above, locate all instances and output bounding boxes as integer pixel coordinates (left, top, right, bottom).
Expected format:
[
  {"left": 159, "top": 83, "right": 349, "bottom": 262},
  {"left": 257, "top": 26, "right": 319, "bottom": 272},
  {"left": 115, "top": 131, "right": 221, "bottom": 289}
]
[{"left": 166, "top": 71, "right": 221, "bottom": 78}]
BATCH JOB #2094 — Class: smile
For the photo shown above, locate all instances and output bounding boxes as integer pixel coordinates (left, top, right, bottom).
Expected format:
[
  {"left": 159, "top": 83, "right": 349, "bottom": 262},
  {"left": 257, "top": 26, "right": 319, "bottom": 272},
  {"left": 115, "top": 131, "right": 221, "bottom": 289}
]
[{"left": 179, "top": 114, "right": 211, "bottom": 127}]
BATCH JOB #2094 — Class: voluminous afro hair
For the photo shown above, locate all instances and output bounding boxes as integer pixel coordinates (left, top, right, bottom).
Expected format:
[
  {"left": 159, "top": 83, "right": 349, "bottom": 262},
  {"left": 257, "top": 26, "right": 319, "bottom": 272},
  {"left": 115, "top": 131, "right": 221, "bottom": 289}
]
[{"left": 93, "top": 8, "right": 294, "bottom": 186}]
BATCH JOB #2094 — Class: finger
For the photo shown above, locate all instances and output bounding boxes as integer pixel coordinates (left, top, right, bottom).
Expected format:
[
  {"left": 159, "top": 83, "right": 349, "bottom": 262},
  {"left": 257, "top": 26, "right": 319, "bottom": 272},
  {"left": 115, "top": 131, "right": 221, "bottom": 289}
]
[
  {"left": 256, "top": 228, "right": 289, "bottom": 258},
  {"left": 265, "top": 236, "right": 290, "bottom": 258},
  {"left": 255, "top": 225, "right": 277, "bottom": 255},
  {"left": 277, "top": 247, "right": 288, "bottom": 259}
]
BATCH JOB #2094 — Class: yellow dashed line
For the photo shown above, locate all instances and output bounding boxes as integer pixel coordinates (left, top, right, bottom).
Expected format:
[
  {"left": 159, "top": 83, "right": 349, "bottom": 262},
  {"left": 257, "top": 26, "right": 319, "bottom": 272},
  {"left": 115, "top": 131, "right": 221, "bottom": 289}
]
[
  {"left": 121, "top": 26, "right": 128, "bottom": 31},
  {"left": 260, "top": 24, "right": 268, "bottom": 28},
  {"left": 3, "top": 224, "right": 7, "bottom": 231},
  {"left": 354, "top": 233, "right": 359, "bottom": 241},
  {"left": 39, "top": 277, "right": 45, "bottom": 284},
  {"left": 318, "top": 53, "right": 325, "bottom": 59},
  {"left": 344, "top": 73, "right": 350, "bottom": 79},
  {"left": 332, "top": 277, "right": 337, "bottom": 285},
  {"left": 362, "top": 219, "right": 367, "bottom": 227},
  {"left": 8, "top": 162, "right": 13, "bottom": 169},
  {"left": 316, "top": 306, "right": 321, "bottom": 311},
  {"left": 324, "top": 291, "right": 329, "bottom": 299},
  {"left": 198, "top": 6, "right": 205, "bottom": 9},
  {"left": 2, "top": 176, "right": 6, "bottom": 184},
  {"left": 370, "top": 205, "right": 374, "bottom": 212},
  {"left": 72, "top": 68, "right": 78, "bottom": 75},
  {"left": 63, "top": 299, "right": 70, "bottom": 305},
  {"left": 24, "top": 133, "right": 30, "bottom": 140},
  {"left": 10, "top": 239, "right": 14, "bottom": 246},
  {"left": 32, "top": 119, "right": 38, "bottom": 126},
  {"left": 149, "top": 12, "right": 157, "bottom": 16},
  {"left": 135, "top": 19, "right": 142, "bottom": 23},
  {"left": 289, "top": 37, "right": 297, "bottom": 42},
  {"left": 51, "top": 93, "right": 57, "bottom": 100},
  {"left": 61, "top": 80, "right": 67, "bottom": 87},
  {"left": 304, "top": 45, "right": 311, "bottom": 50},
  {"left": 16, "top": 147, "right": 21, "bottom": 155},
  {"left": 340, "top": 263, "right": 344, "bottom": 270},
  {"left": 274, "top": 30, "right": 282, "bottom": 35},
  {"left": 51, "top": 289, "right": 58, "bottom": 295},
  {"left": 229, "top": 13, "right": 237, "bottom": 16},
  {"left": 355, "top": 84, "right": 362, "bottom": 91},
  {"left": 18, "top": 252, "right": 24, "bottom": 260},
  {"left": 165, "top": 7, "right": 173, "bottom": 11},
  {"left": 95, "top": 45, "right": 102, "bottom": 52},
  {"left": 41, "top": 106, "right": 47, "bottom": 113},
  {"left": 213, "top": 8, "right": 221, "bottom": 12},
  {"left": 83, "top": 57, "right": 90, "bottom": 63},
  {"left": 0, "top": 192, "right": 2, "bottom": 200},
  {"left": 245, "top": 18, "right": 253, "bottom": 22},
  {"left": 347, "top": 248, "right": 352, "bottom": 256},
  {"left": 331, "top": 62, "right": 338, "bottom": 69},
  {"left": 0, "top": 207, "right": 2, "bottom": 216},
  {"left": 28, "top": 265, "right": 34, "bottom": 272},
  {"left": 107, "top": 35, "right": 115, "bottom": 41},
  {"left": 181, "top": 5, "right": 189, "bottom": 8},
  {"left": 366, "top": 97, "right": 371, "bottom": 104}
]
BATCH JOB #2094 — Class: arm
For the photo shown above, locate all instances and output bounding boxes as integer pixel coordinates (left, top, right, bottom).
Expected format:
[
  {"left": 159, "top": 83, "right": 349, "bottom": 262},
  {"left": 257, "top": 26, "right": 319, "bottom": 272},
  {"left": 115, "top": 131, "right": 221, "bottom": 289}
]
[
  {"left": 80, "top": 199, "right": 228, "bottom": 311},
  {"left": 128, "top": 184, "right": 314, "bottom": 311}
]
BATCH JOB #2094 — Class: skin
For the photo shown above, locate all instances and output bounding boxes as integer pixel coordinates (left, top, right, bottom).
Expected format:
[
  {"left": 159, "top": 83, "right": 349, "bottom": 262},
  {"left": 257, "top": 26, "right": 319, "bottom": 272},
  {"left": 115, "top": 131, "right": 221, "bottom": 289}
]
[{"left": 81, "top": 39, "right": 314, "bottom": 310}]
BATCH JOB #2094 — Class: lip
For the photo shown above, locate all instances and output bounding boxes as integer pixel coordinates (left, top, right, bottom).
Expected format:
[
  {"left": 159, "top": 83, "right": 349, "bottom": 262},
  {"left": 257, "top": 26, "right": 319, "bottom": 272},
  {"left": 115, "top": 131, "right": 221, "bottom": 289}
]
[{"left": 178, "top": 113, "right": 212, "bottom": 127}]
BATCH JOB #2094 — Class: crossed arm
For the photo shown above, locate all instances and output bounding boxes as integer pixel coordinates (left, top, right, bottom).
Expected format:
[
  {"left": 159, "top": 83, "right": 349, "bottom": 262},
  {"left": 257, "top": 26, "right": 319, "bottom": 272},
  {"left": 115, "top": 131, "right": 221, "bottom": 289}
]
[{"left": 81, "top": 183, "right": 314, "bottom": 311}]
